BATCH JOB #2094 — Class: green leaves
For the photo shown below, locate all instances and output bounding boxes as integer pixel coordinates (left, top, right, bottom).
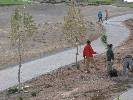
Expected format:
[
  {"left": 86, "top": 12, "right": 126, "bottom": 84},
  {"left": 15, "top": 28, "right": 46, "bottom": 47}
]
[
  {"left": 0, "top": 0, "right": 31, "bottom": 5},
  {"left": 63, "top": 3, "right": 87, "bottom": 45},
  {"left": 9, "top": 8, "right": 37, "bottom": 46},
  {"left": 101, "top": 33, "right": 107, "bottom": 47},
  {"left": 23, "top": 13, "right": 37, "bottom": 37},
  {"left": 9, "top": 8, "right": 37, "bottom": 93}
]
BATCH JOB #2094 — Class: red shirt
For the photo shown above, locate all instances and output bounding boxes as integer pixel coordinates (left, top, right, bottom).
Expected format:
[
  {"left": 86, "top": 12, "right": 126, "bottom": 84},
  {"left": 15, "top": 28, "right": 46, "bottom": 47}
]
[{"left": 83, "top": 44, "right": 96, "bottom": 57}]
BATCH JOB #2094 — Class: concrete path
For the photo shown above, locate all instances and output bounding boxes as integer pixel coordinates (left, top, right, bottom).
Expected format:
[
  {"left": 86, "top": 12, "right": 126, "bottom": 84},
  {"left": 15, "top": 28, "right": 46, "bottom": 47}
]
[
  {"left": 114, "top": 88, "right": 133, "bottom": 100},
  {"left": 0, "top": 14, "right": 133, "bottom": 92}
]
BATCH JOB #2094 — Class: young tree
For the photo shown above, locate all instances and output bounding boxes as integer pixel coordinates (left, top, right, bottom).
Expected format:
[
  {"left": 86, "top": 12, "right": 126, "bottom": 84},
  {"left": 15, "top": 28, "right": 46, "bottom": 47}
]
[
  {"left": 101, "top": 33, "right": 107, "bottom": 46},
  {"left": 9, "top": 8, "right": 37, "bottom": 92},
  {"left": 63, "top": 1, "right": 87, "bottom": 68}
]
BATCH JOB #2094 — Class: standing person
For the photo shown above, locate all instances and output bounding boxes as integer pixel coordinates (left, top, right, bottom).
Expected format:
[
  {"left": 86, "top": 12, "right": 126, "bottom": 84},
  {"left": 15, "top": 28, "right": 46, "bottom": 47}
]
[
  {"left": 105, "top": 9, "right": 109, "bottom": 21},
  {"left": 98, "top": 11, "right": 103, "bottom": 23},
  {"left": 83, "top": 40, "right": 97, "bottom": 73},
  {"left": 106, "top": 44, "right": 114, "bottom": 74}
]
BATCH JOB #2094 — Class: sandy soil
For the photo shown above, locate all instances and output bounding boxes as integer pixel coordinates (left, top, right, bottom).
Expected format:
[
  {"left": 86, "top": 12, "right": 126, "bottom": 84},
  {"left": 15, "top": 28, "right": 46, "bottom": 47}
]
[
  {"left": 0, "top": 19, "right": 133, "bottom": 100},
  {"left": 0, "top": 4, "right": 133, "bottom": 70}
]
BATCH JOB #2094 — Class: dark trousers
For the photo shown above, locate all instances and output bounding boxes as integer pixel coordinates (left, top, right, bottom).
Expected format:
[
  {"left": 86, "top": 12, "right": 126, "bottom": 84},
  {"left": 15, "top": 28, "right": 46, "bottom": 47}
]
[
  {"left": 105, "top": 16, "right": 108, "bottom": 21},
  {"left": 98, "top": 17, "right": 103, "bottom": 23}
]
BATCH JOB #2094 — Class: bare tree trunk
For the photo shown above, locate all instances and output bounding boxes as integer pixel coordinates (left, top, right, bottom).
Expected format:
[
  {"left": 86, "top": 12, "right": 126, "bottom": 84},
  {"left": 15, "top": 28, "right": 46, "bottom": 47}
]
[
  {"left": 76, "top": 45, "right": 79, "bottom": 69},
  {"left": 18, "top": 35, "right": 22, "bottom": 93},
  {"left": 75, "top": 37, "right": 79, "bottom": 69}
]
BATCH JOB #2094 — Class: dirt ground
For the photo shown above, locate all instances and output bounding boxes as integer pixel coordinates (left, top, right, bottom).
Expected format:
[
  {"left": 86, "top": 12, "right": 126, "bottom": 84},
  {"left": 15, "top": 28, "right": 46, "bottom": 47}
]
[
  {"left": 0, "top": 4, "right": 133, "bottom": 70},
  {"left": 0, "top": 19, "right": 133, "bottom": 100}
]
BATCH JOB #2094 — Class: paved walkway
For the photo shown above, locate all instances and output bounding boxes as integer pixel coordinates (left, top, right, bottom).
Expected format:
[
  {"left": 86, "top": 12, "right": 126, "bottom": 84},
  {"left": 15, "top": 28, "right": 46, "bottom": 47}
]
[
  {"left": 114, "top": 88, "right": 133, "bottom": 100},
  {"left": 0, "top": 14, "right": 133, "bottom": 92}
]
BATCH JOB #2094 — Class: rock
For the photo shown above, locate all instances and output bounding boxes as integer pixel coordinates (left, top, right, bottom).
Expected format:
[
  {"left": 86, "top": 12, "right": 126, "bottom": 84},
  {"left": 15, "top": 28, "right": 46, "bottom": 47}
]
[{"left": 45, "top": 84, "right": 53, "bottom": 88}]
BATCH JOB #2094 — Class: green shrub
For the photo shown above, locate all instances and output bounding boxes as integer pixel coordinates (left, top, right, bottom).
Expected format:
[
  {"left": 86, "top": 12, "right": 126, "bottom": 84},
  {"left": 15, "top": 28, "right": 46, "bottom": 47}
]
[
  {"left": 31, "top": 91, "right": 37, "bottom": 97},
  {"left": 7, "top": 87, "right": 19, "bottom": 94},
  {"left": 101, "top": 34, "right": 107, "bottom": 45}
]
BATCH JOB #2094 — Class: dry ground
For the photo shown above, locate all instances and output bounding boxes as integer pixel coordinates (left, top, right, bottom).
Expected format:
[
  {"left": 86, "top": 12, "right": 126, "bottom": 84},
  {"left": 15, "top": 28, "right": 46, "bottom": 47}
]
[
  {"left": 0, "top": 4, "right": 133, "bottom": 69},
  {"left": 0, "top": 19, "right": 133, "bottom": 100}
]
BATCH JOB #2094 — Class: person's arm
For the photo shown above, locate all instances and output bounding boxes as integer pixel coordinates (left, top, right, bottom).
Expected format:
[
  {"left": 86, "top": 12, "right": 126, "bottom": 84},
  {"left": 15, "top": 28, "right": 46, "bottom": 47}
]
[{"left": 90, "top": 45, "right": 96, "bottom": 54}]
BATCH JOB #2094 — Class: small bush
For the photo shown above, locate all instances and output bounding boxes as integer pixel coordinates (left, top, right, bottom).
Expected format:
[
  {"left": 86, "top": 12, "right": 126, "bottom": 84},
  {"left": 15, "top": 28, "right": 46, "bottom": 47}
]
[
  {"left": 31, "top": 91, "right": 37, "bottom": 97},
  {"left": 101, "top": 34, "right": 107, "bottom": 45},
  {"left": 7, "top": 87, "right": 19, "bottom": 94}
]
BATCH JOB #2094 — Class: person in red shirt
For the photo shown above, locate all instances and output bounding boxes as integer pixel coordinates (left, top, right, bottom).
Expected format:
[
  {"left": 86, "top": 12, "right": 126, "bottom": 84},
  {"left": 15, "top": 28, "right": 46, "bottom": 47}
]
[{"left": 83, "top": 40, "right": 97, "bottom": 72}]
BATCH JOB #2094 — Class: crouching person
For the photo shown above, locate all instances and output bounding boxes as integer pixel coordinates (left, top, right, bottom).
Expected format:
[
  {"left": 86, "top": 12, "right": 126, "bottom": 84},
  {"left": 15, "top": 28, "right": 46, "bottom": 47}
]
[
  {"left": 122, "top": 55, "right": 133, "bottom": 75},
  {"left": 106, "top": 44, "right": 114, "bottom": 74}
]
